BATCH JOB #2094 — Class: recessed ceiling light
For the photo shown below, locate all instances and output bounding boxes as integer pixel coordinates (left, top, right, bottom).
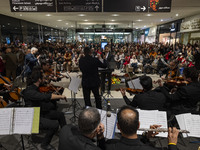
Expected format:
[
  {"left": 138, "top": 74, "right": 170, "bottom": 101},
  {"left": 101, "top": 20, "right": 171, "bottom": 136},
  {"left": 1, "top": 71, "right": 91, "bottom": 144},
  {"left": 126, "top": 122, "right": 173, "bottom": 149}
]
[
  {"left": 84, "top": 20, "right": 88, "bottom": 21},
  {"left": 112, "top": 14, "right": 119, "bottom": 16},
  {"left": 79, "top": 14, "right": 85, "bottom": 16},
  {"left": 137, "top": 19, "right": 142, "bottom": 22},
  {"left": 136, "top": 28, "right": 138, "bottom": 29},
  {"left": 144, "top": 25, "right": 146, "bottom": 27},
  {"left": 111, "top": 20, "right": 115, "bottom": 22},
  {"left": 161, "top": 19, "right": 163, "bottom": 22},
  {"left": 147, "top": 14, "right": 152, "bottom": 16},
  {"left": 176, "top": 14, "right": 179, "bottom": 16},
  {"left": 20, "top": 14, "right": 22, "bottom": 16},
  {"left": 86, "top": 27, "right": 88, "bottom": 29},
  {"left": 71, "top": 25, "right": 73, "bottom": 27},
  {"left": 66, "top": 23, "right": 68, "bottom": 25},
  {"left": 46, "top": 14, "right": 51, "bottom": 17},
  {"left": 57, "top": 20, "right": 62, "bottom": 21}
]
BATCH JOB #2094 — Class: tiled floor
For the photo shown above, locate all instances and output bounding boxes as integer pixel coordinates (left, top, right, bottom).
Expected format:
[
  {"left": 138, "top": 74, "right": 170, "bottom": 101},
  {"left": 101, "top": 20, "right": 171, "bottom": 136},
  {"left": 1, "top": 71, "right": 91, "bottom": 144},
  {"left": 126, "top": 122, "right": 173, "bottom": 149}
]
[{"left": 0, "top": 71, "right": 199, "bottom": 150}]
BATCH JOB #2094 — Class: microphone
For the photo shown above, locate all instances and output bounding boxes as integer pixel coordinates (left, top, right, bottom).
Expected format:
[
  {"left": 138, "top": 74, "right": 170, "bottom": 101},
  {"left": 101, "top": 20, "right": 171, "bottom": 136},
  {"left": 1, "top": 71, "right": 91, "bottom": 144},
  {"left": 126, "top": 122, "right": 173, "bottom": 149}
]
[{"left": 107, "top": 100, "right": 111, "bottom": 117}]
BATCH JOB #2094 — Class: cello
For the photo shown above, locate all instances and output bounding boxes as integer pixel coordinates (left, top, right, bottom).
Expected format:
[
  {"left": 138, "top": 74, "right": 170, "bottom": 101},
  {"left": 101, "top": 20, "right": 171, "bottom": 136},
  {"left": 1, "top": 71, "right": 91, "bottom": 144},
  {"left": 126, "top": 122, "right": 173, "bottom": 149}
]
[{"left": 0, "top": 75, "right": 21, "bottom": 102}]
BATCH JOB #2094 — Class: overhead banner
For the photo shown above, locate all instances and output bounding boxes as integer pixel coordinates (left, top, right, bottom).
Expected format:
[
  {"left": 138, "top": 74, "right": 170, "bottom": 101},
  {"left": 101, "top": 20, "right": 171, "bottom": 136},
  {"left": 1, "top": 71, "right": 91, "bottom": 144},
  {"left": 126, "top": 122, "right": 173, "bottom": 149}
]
[
  {"left": 57, "top": 0, "right": 102, "bottom": 12},
  {"left": 149, "top": 0, "right": 172, "bottom": 12},
  {"left": 104, "top": 0, "right": 148, "bottom": 12},
  {"left": 9, "top": 0, "right": 56, "bottom": 12},
  {"left": 104, "top": 0, "right": 171, "bottom": 12}
]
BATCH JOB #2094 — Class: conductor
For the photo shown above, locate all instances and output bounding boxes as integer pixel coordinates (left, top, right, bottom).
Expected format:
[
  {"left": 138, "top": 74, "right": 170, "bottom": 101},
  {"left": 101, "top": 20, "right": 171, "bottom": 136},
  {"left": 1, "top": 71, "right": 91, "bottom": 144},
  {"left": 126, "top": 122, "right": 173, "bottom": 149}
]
[{"left": 79, "top": 47, "right": 107, "bottom": 109}]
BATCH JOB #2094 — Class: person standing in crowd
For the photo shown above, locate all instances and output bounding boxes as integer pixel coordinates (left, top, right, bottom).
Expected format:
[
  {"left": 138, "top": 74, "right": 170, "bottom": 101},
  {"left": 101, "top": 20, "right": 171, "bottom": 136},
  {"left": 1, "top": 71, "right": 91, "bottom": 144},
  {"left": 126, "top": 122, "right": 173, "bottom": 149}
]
[
  {"left": 120, "top": 76, "right": 167, "bottom": 111},
  {"left": 79, "top": 47, "right": 107, "bottom": 109},
  {"left": 3, "top": 48, "right": 18, "bottom": 80},
  {"left": 100, "top": 46, "right": 114, "bottom": 94},
  {"left": 24, "top": 47, "right": 40, "bottom": 76}
]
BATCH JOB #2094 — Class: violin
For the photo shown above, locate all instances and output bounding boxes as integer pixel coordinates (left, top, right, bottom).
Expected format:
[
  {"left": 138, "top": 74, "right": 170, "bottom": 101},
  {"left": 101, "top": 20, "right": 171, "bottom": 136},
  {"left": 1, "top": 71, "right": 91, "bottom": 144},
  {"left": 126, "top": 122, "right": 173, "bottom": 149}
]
[
  {"left": 0, "top": 75, "right": 21, "bottom": 102},
  {"left": 154, "top": 77, "right": 190, "bottom": 87},
  {"left": 115, "top": 88, "right": 143, "bottom": 94}
]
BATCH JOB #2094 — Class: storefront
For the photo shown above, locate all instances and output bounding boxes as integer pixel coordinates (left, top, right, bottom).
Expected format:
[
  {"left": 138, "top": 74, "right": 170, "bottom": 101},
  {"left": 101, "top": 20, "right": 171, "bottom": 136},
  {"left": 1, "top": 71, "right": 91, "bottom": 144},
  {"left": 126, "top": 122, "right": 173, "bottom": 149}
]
[
  {"left": 76, "top": 28, "right": 132, "bottom": 43},
  {"left": 145, "top": 26, "right": 157, "bottom": 43},
  {"left": 157, "top": 20, "right": 182, "bottom": 45},
  {"left": 180, "top": 14, "right": 200, "bottom": 45}
]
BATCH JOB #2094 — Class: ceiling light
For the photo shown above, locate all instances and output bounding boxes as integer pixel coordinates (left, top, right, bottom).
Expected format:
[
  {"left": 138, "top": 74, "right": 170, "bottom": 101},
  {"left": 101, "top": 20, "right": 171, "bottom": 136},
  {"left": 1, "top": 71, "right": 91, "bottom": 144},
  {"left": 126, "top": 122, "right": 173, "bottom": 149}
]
[
  {"left": 137, "top": 19, "right": 142, "bottom": 22},
  {"left": 147, "top": 14, "right": 152, "bottom": 16},
  {"left": 136, "top": 28, "right": 138, "bottom": 29},
  {"left": 57, "top": 20, "right": 62, "bottom": 21},
  {"left": 20, "top": 14, "right": 22, "bottom": 16},
  {"left": 161, "top": 19, "right": 163, "bottom": 22},
  {"left": 176, "top": 14, "right": 179, "bottom": 17},
  {"left": 84, "top": 20, "right": 88, "bottom": 21},
  {"left": 144, "top": 25, "right": 146, "bottom": 27},
  {"left": 86, "top": 27, "right": 88, "bottom": 29},
  {"left": 79, "top": 14, "right": 85, "bottom": 16},
  {"left": 112, "top": 14, "right": 119, "bottom": 17},
  {"left": 111, "top": 20, "right": 115, "bottom": 22},
  {"left": 71, "top": 25, "right": 73, "bottom": 27},
  {"left": 56, "top": 25, "right": 58, "bottom": 27},
  {"left": 66, "top": 23, "right": 68, "bottom": 25},
  {"left": 46, "top": 14, "right": 51, "bottom": 17}
]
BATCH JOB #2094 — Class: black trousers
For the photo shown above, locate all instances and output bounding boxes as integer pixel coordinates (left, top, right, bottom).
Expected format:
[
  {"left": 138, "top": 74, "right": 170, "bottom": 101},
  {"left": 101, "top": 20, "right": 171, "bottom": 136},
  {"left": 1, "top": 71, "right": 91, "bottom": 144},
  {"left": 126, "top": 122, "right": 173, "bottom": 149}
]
[
  {"left": 82, "top": 86, "right": 102, "bottom": 109},
  {"left": 40, "top": 110, "right": 67, "bottom": 145},
  {"left": 40, "top": 117, "right": 59, "bottom": 145},
  {"left": 100, "top": 71, "right": 112, "bottom": 93}
]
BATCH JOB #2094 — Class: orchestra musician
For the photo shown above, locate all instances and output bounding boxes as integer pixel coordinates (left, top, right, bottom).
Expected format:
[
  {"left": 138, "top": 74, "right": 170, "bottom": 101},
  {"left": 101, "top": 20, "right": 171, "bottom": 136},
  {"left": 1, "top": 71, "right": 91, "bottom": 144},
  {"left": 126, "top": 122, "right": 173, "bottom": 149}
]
[
  {"left": 120, "top": 75, "right": 167, "bottom": 111},
  {"left": 159, "top": 67, "right": 200, "bottom": 115},
  {"left": 23, "top": 68, "right": 67, "bottom": 150}
]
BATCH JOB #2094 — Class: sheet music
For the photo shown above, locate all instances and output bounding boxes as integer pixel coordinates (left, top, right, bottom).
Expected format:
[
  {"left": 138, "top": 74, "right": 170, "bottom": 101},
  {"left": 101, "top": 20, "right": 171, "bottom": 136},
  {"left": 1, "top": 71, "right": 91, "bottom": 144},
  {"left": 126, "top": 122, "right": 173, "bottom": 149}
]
[
  {"left": 0, "top": 108, "right": 13, "bottom": 135},
  {"left": 13, "top": 108, "right": 34, "bottom": 134},
  {"left": 127, "top": 78, "right": 143, "bottom": 90},
  {"left": 68, "top": 76, "right": 81, "bottom": 93},
  {"left": 137, "top": 109, "right": 168, "bottom": 137},
  {"left": 98, "top": 109, "right": 117, "bottom": 139},
  {"left": 184, "top": 114, "right": 200, "bottom": 138},
  {"left": 175, "top": 113, "right": 190, "bottom": 137},
  {"left": 188, "top": 115, "right": 200, "bottom": 138}
]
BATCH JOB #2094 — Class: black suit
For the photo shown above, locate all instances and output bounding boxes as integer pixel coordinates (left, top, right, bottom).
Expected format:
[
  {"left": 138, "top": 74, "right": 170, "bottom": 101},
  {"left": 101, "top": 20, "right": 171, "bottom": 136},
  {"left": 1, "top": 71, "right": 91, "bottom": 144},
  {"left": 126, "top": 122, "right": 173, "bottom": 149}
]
[
  {"left": 106, "top": 137, "right": 177, "bottom": 150},
  {"left": 161, "top": 82, "right": 200, "bottom": 114},
  {"left": 79, "top": 55, "right": 107, "bottom": 109},
  {"left": 100, "top": 52, "right": 114, "bottom": 93},
  {"left": 123, "top": 88, "right": 167, "bottom": 111},
  {"left": 59, "top": 125, "right": 105, "bottom": 150},
  {"left": 23, "top": 84, "right": 66, "bottom": 146}
]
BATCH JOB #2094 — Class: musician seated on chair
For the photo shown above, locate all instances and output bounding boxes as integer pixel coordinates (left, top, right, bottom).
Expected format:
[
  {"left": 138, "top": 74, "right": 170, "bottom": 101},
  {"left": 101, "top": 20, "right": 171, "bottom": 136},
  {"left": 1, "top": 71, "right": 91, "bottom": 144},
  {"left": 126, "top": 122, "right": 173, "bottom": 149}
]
[
  {"left": 106, "top": 105, "right": 179, "bottom": 150},
  {"left": 120, "top": 75, "right": 167, "bottom": 111},
  {"left": 23, "top": 70, "right": 67, "bottom": 150},
  {"left": 159, "top": 67, "right": 200, "bottom": 115},
  {"left": 59, "top": 107, "right": 105, "bottom": 150}
]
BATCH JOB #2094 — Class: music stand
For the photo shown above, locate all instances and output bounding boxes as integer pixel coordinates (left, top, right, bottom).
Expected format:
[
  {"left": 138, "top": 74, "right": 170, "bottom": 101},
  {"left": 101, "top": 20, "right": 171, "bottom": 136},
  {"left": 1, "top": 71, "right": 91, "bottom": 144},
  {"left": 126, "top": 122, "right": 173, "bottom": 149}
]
[{"left": 65, "top": 72, "right": 82, "bottom": 124}]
